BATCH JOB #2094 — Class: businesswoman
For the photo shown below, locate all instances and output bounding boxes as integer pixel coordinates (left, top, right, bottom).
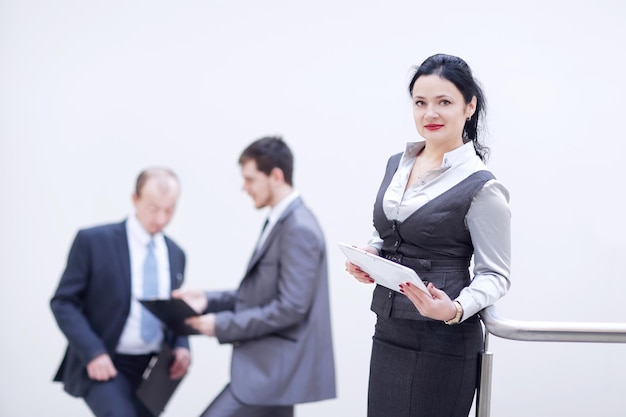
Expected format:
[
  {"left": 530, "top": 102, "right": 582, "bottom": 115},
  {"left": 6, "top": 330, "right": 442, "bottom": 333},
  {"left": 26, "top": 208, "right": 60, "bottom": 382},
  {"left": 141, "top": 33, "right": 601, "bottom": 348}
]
[{"left": 345, "top": 53, "right": 511, "bottom": 417}]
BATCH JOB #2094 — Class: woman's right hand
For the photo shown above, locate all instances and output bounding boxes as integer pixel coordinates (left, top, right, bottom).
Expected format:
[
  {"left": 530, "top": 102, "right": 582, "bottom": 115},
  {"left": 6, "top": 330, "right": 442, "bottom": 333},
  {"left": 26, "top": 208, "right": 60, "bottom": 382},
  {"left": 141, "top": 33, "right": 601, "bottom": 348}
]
[{"left": 344, "top": 246, "right": 377, "bottom": 284}]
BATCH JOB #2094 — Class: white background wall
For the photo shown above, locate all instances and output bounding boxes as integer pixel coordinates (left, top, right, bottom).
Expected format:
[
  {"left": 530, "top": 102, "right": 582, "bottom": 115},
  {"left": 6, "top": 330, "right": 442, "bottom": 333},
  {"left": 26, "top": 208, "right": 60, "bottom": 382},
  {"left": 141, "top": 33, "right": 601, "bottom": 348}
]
[{"left": 2, "top": 1, "right": 626, "bottom": 416}]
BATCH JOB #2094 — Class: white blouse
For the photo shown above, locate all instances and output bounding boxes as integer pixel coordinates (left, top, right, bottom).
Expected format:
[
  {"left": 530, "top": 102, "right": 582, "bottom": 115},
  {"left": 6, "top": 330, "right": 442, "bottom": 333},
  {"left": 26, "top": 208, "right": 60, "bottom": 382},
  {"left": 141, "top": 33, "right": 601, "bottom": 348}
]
[{"left": 367, "top": 140, "right": 511, "bottom": 320}]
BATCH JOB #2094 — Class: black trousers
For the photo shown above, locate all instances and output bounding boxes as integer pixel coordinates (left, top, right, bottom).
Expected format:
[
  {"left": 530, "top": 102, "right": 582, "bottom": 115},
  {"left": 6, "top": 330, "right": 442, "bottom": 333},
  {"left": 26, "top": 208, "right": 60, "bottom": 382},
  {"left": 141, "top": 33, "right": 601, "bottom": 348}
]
[
  {"left": 84, "top": 353, "right": 155, "bottom": 417},
  {"left": 368, "top": 315, "right": 483, "bottom": 417}
]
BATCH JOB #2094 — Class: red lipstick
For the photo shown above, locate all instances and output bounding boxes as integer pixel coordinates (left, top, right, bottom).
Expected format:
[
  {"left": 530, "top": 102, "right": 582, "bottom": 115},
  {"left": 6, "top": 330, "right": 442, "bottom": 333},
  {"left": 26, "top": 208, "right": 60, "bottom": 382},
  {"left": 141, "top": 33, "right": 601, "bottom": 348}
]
[{"left": 424, "top": 124, "right": 444, "bottom": 131}]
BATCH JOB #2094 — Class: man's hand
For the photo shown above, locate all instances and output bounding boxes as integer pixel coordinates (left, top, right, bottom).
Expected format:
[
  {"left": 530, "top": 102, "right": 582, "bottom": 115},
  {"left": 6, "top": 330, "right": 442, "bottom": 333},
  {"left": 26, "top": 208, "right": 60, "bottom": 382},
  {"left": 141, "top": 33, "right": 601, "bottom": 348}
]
[
  {"left": 171, "top": 289, "right": 208, "bottom": 314},
  {"left": 185, "top": 313, "right": 216, "bottom": 337},
  {"left": 86, "top": 353, "right": 117, "bottom": 381},
  {"left": 169, "top": 347, "right": 191, "bottom": 379}
]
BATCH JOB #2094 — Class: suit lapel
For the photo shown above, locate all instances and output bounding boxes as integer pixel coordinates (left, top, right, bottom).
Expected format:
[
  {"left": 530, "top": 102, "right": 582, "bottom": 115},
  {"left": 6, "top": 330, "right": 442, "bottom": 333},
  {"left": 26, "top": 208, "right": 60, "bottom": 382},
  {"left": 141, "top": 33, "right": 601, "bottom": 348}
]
[
  {"left": 245, "top": 197, "right": 303, "bottom": 274},
  {"left": 114, "top": 221, "right": 132, "bottom": 303},
  {"left": 115, "top": 221, "right": 182, "bottom": 300},
  {"left": 165, "top": 237, "right": 183, "bottom": 290}
]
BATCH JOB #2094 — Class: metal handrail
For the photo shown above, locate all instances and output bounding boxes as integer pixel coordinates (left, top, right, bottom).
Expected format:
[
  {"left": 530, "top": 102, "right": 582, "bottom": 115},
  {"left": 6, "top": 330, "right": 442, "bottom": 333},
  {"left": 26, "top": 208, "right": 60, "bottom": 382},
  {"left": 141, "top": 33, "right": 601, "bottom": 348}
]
[
  {"left": 480, "top": 305, "right": 626, "bottom": 343},
  {"left": 475, "top": 305, "right": 626, "bottom": 417}
]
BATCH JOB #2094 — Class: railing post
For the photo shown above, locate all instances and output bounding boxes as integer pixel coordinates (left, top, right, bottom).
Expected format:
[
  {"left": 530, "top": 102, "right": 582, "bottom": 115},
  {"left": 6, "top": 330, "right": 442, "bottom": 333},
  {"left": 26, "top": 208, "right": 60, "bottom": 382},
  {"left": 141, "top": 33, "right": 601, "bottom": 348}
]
[{"left": 476, "top": 331, "right": 493, "bottom": 417}]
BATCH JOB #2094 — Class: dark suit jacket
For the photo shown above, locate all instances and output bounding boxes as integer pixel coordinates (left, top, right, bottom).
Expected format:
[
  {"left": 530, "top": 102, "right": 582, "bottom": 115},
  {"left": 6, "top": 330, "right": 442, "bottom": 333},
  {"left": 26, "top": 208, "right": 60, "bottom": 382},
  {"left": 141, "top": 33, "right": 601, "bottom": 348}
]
[
  {"left": 205, "top": 197, "right": 336, "bottom": 406},
  {"left": 50, "top": 220, "right": 188, "bottom": 397}
]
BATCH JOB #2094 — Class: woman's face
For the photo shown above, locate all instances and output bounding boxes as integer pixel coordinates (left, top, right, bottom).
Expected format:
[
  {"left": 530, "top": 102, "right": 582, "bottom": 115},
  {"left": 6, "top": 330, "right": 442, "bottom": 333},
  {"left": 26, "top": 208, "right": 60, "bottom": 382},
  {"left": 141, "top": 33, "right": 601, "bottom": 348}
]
[{"left": 411, "top": 74, "right": 476, "bottom": 147}]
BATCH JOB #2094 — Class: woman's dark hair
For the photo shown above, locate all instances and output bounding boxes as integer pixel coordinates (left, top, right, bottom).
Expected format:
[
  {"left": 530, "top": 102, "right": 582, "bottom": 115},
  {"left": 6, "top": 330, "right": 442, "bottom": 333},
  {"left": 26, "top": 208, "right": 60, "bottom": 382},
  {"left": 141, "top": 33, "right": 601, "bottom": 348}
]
[{"left": 408, "top": 53, "right": 489, "bottom": 161}]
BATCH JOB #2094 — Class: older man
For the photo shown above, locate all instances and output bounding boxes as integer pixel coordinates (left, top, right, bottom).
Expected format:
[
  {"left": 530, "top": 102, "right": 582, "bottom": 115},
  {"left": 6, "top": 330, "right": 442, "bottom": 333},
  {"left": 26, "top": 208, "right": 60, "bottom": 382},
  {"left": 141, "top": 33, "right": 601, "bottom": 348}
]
[{"left": 51, "top": 167, "right": 191, "bottom": 417}]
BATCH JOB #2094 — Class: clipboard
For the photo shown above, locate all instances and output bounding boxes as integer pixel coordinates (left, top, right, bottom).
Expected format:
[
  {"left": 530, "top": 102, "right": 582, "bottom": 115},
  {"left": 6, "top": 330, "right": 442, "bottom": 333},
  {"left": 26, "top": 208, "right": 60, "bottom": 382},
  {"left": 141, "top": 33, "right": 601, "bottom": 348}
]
[
  {"left": 139, "top": 298, "right": 200, "bottom": 335},
  {"left": 136, "top": 343, "right": 183, "bottom": 416},
  {"left": 338, "top": 242, "right": 431, "bottom": 296}
]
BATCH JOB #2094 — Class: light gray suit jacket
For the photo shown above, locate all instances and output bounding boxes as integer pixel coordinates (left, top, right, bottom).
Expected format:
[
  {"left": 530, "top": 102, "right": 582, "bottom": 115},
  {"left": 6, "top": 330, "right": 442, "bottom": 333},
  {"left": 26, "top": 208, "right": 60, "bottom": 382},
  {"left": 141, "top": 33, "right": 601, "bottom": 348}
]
[{"left": 205, "top": 197, "right": 336, "bottom": 406}]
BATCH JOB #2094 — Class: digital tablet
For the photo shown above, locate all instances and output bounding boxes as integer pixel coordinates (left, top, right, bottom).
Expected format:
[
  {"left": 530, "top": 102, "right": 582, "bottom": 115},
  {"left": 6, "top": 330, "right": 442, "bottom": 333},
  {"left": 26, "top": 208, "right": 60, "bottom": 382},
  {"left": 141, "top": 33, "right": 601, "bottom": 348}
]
[{"left": 338, "top": 242, "right": 431, "bottom": 296}]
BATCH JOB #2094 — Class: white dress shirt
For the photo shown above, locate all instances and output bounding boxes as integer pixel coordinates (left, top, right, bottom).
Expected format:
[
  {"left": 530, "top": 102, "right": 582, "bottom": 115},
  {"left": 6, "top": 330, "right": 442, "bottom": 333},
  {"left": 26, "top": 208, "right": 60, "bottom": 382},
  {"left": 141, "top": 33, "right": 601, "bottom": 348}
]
[
  {"left": 256, "top": 190, "right": 301, "bottom": 250},
  {"left": 116, "top": 214, "right": 171, "bottom": 354},
  {"left": 367, "top": 141, "right": 511, "bottom": 320}
]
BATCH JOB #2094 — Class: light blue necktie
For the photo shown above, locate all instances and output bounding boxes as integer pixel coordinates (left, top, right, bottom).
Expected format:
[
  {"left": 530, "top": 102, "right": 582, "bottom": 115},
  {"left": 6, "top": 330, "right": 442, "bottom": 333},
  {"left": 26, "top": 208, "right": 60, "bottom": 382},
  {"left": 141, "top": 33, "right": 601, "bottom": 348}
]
[{"left": 141, "top": 239, "right": 161, "bottom": 343}]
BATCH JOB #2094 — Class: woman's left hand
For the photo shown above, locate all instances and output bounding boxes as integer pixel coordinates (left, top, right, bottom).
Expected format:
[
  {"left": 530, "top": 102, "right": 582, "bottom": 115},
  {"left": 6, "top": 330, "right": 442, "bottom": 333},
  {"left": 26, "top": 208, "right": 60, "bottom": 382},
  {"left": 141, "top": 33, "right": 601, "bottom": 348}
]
[{"left": 400, "top": 282, "right": 458, "bottom": 322}]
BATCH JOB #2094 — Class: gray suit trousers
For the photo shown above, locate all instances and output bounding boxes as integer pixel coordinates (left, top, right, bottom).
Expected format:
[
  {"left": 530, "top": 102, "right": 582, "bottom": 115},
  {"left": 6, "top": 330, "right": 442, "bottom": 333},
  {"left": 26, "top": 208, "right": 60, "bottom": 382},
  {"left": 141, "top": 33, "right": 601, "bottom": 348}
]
[{"left": 200, "top": 384, "right": 294, "bottom": 417}]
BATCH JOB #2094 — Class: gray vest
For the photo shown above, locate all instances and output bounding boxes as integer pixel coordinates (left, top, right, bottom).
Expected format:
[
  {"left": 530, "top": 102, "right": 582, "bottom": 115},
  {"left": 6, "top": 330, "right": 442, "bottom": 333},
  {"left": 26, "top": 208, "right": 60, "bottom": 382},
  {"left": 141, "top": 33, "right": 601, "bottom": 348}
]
[{"left": 370, "top": 153, "right": 495, "bottom": 320}]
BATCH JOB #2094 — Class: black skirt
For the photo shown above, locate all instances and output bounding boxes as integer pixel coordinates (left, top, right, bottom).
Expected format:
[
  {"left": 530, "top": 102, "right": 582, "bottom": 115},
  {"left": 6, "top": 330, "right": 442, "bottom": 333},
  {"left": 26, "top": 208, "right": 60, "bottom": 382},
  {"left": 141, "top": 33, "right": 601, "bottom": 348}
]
[{"left": 367, "top": 315, "right": 483, "bottom": 417}]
